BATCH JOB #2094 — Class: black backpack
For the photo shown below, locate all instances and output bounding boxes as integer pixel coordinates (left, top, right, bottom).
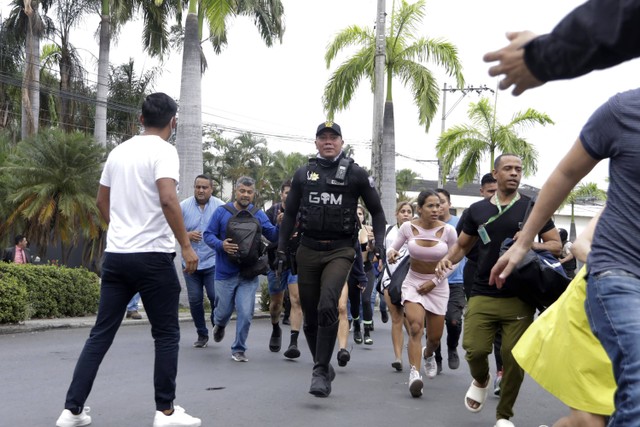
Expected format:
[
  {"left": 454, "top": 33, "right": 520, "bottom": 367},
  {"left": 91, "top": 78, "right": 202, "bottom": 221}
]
[{"left": 222, "top": 204, "right": 264, "bottom": 267}]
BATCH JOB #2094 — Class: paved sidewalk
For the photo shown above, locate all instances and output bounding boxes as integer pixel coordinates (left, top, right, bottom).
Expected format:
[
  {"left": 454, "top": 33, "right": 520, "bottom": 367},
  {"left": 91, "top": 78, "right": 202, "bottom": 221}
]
[{"left": 0, "top": 310, "right": 269, "bottom": 335}]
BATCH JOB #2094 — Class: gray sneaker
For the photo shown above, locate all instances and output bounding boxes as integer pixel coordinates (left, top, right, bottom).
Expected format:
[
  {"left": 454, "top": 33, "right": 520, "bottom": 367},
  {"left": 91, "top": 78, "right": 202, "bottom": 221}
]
[{"left": 231, "top": 351, "right": 248, "bottom": 362}]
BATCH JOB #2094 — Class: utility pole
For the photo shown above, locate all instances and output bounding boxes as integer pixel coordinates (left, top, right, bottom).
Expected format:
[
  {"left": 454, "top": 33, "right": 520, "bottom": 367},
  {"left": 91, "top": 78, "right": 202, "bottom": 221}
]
[
  {"left": 372, "top": 0, "right": 393, "bottom": 220},
  {"left": 438, "top": 83, "right": 494, "bottom": 187}
]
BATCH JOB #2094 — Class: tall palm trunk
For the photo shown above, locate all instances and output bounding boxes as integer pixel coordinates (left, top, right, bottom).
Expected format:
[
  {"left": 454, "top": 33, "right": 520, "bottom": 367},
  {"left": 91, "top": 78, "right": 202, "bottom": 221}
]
[
  {"left": 21, "top": 0, "right": 40, "bottom": 139},
  {"left": 59, "top": 39, "right": 72, "bottom": 132},
  {"left": 381, "top": 100, "right": 396, "bottom": 219},
  {"left": 94, "top": 0, "right": 110, "bottom": 147},
  {"left": 176, "top": 9, "right": 203, "bottom": 201}
]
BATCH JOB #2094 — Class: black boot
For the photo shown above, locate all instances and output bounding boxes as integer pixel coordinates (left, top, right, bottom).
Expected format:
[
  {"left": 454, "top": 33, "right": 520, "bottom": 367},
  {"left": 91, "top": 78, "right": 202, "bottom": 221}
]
[
  {"left": 363, "top": 323, "right": 373, "bottom": 345},
  {"left": 309, "top": 321, "right": 339, "bottom": 397},
  {"left": 353, "top": 319, "right": 363, "bottom": 344}
]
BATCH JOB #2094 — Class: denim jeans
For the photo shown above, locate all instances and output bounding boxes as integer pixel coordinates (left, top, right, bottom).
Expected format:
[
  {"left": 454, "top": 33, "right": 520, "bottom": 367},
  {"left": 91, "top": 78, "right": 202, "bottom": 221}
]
[
  {"left": 183, "top": 266, "right": 216, "bottom": 337},
  {"left": 214, "top": 274, "right": 259, "bottom": 354},
  {"left": 127, "top": 292, "right": 140, "bottom": 311},
  {"left": 65, "top": 252, "right": 181, "bottom": 412},
  {"left": 586, "top": 269, "right": 640, "bottom": 426}
]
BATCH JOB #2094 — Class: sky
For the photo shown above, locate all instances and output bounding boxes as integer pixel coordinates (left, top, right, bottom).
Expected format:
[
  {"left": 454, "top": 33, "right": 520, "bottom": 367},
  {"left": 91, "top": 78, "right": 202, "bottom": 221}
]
[{"left": 7, "top": 0, "right": 640, "bottom": 191}]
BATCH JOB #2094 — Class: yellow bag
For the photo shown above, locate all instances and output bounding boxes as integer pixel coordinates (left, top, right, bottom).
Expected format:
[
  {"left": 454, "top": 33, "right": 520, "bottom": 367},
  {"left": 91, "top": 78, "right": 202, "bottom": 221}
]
[{"left": 512, "top": 265, "right": 615, "bottom": 415}]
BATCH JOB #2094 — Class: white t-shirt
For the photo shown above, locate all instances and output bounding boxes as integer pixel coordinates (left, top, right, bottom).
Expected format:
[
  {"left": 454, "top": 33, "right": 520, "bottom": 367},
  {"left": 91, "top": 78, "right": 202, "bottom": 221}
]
[{"left": 100, "top": 135, "right": 179, "bottom": 253}]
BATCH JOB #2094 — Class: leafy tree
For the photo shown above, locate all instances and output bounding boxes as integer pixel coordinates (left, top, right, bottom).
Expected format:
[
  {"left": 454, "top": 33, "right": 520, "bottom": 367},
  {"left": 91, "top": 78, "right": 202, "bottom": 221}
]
[
  {"left": 0, "top": 16, "right": 24, "bottom": 137},
  {"left": 559, "top": 182, "right": 607, "bottom": 241},
  {"left": 396, "top": 168, "right": 419, "bottom": 201},
  {"left": 0, "top": 128, "right": 106, "bottom": 264},
  {"left": 176, "top": 0, "right": 285, "bottom": 201},
  {"left": 323, "top": 0, "right": 464, "bottom": 220},
  {"left": 436, "top": 97, "right": 553, "bottom": 187}
]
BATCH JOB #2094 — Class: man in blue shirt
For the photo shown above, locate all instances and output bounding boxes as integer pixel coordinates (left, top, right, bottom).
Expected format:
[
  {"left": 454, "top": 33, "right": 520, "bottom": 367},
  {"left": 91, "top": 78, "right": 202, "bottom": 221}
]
[
  {"left": 203, "top": 176, "right": 279, "bottom": 362},
  {"left": 181, "top": 174, "right": 224, "bottom": 348}
]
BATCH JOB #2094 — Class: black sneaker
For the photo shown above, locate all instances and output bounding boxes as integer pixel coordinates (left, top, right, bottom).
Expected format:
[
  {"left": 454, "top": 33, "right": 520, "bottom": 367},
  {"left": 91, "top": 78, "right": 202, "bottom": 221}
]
[
  {"left": 381, "top": 310, "right": 389, "bottom": 323},
  {"left": 337, "top": 348, "right": 350, "bottom": 367},
  {"left": 193, "top": 335, "right": 209, "bottom": 348},
  {"left": 269, "top": 324, "right": 282, "bottom": 352},
  {"left": 448, "top": 349, "right": 460, "bottom": 370},
  {"left": 213, "top": 325, "right": 225, "bottom": 343},
  {"left": 283, "top": 344, "right": 301, "bottom": 359}
]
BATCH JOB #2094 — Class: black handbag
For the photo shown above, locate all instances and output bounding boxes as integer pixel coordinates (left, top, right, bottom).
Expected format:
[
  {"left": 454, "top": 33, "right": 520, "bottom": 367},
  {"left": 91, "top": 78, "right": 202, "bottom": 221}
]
[
  {"left": 500, "top": 197, "right": 571, "bottom": 311},
  {"left": 386, "top": 255, "right": 410, "bottom": 307}
]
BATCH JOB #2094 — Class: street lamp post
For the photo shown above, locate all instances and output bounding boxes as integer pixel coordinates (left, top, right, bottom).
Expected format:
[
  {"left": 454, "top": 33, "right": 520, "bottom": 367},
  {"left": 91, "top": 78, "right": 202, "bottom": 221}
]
[{"left": 438, "top": 83, "right": 494, "bottom": 187}]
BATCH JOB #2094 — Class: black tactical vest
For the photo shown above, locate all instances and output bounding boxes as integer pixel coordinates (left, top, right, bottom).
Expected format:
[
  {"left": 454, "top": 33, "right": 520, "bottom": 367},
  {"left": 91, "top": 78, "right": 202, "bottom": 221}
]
[{"left": 300, "top": 156, "right": 359, "bottom": 240}]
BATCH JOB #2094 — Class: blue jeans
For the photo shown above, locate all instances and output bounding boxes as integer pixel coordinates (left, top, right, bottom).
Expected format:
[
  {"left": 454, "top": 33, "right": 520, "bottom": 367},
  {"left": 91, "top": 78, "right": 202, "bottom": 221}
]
[
  {"left": 127, "top": 292, "right": 140, "bottom": 311},
  {"left": 214, "top": 274, "right": 259, "bottom": 354},
  {"left": 183, "top": 266, "right": 216, "bottom": 337},
  {"left": 586, "top": 269, "right": 640, "bottom": 426},
  {"left": 65, "top": 252, "right": 181, "bottom": 412}
]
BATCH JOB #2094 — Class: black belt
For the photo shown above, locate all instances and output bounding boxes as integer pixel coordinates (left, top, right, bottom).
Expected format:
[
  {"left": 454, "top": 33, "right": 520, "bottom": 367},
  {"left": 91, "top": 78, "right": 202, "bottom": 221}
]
[{"left": 300, "top": 236, "right": 353, "bottom": 251}]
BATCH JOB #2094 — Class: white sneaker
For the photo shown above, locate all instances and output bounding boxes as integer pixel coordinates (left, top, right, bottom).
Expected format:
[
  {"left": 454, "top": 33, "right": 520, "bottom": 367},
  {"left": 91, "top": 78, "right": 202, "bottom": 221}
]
[
  {"left": 422, "top": 346, "right": 437, "bottom": 379},
  {"left": 153, "top": 405, "right": 201, "bottom": 427},
  {"left": 56, "top": 407, "right": 91, "bottom": 427},
  {"left": 408, "top": 366, "right": 423, "bottom": 397}
]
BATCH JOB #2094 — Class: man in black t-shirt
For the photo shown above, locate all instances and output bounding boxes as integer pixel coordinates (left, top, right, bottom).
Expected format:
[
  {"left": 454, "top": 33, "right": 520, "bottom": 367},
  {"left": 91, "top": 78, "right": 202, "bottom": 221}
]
[{"left": 437, "top": 154, "right": 561, "bottom": 427}]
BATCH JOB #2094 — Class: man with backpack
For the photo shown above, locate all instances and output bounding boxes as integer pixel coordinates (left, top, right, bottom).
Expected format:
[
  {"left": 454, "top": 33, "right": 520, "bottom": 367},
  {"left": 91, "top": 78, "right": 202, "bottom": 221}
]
[{"left": 203, "top": 176, "right": 279, "bottom": 362}]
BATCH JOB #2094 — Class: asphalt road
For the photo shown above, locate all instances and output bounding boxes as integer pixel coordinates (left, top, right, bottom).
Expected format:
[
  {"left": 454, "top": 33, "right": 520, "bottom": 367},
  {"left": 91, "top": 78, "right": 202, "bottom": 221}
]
[{"left": 1, "top": 316, "right": 564, "bottom": 427}]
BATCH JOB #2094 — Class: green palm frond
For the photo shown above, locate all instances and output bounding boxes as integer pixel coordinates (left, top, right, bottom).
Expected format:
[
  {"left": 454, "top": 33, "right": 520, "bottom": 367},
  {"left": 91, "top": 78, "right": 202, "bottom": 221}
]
[{"left": 324, "top": 25, "right": 373, "bottom": 68}]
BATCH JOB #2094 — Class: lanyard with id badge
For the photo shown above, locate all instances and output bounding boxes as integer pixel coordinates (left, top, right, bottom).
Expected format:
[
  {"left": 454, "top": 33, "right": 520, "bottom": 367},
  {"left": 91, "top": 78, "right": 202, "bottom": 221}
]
[{"left": 478, "top": 193, "right": 520, "bottom": 244}]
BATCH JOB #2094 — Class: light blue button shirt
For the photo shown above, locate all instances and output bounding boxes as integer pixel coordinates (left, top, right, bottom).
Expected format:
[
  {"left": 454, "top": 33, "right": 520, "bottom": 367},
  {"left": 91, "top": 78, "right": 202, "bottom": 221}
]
[
  {"left": 180, "top": 195, "right": 224, "bottom": 270},
  {"left": 446, "top": 215, "right": 465, "bottom": 285}
]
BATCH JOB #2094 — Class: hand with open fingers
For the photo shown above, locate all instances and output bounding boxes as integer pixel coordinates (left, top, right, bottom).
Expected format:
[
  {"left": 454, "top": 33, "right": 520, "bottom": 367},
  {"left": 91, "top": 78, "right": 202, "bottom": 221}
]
[
  {"left": 483, "top": 31, "right": 543, "bottom": 96},
  {"left": 417, "top": 280, "right": 436, "bottom": 295},
  {"left": 182, "top": 246, "right": 199, "bottom": 274},
  {"left": 489, "top": 241, "right": 530, "bottom": 288}
]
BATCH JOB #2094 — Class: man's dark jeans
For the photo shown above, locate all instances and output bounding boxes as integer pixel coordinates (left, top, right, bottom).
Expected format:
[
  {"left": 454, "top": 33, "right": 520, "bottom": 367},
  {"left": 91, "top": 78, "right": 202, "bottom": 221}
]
[{"left": 64, "top": 252, "right": 181, "bottom": 413}]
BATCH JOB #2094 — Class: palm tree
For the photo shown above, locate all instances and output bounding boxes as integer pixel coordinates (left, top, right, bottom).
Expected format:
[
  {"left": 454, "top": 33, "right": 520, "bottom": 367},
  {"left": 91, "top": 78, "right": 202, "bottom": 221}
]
[
  {"left": 559, "top": 182, "right": 607, "bottom": 241},
  {"left": 5, "top": 0, "right": 54, "bottom": 139},
  {"left": 323, "top": 0, "right": 464, "bottom": 221},
  {"left": 436, "top": 97, "right": 553, "bottom": 187},
  {"left": 93, "top": 0, "right": 179, "bottom": 146},
  {"left": 107, "top": 58, "right": 158, "bottom": 145},
  {"left": 0, "top": 18, "right": 23, "bottom": 136},
  {"left": 396, "top": 168, "right": 418, "bottom": 201},
  {"left": 176, "top": 0, "right": 284, "bottom": 201},
  {"left": 0, "top": 128, "right": 106, "bottom": 264}
]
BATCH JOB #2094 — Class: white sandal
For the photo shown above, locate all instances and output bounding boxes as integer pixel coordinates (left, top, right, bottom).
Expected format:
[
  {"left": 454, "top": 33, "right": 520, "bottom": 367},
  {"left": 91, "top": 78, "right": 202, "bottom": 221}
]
[
  {"left": 464, "top": 374, "right": 491, "bottom": 413},
  {"left": 494, "top": 419, "right": 515, "bottom": 427}
]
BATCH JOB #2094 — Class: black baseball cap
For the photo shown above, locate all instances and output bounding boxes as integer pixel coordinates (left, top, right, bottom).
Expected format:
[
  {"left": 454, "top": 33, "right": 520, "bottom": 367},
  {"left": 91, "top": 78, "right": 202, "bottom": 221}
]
[{"left": 316, "top": 121, "right": 342, "bottom": 137}]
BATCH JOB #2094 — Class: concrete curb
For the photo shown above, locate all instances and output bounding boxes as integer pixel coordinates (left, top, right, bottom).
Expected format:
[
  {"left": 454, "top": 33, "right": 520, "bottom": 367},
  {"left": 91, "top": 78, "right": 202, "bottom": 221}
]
[{"left": 0, "top": 311, "right": 271, "bottom": 335}]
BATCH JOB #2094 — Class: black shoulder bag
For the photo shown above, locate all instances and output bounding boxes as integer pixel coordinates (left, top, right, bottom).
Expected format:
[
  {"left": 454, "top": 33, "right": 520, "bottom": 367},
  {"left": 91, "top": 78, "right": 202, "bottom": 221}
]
[{"left": 500, "top": 197, "right": 571, "bottom": 312}]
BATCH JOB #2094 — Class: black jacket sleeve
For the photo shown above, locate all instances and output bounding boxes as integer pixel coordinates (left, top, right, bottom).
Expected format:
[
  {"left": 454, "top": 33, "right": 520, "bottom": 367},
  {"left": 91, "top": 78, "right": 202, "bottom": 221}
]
[
  {"left": 277, "top": 168, "right": 304, "bottom": 252},
  {"left": 356, "top": 167, "right": 386, "bottom": 249},
  {"left": 524, "top": 0, "right": 640, "bottom": 82}
]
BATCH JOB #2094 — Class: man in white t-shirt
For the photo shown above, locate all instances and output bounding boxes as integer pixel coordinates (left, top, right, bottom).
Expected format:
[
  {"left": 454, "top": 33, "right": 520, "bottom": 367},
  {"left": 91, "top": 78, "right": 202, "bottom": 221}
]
[{"left": 56, "top": 93, "right": 201, "bottom": 427}]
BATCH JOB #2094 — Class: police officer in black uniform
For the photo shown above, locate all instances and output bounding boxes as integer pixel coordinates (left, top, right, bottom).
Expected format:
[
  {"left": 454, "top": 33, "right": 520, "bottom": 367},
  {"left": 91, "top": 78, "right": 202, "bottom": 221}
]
[{"left": 276, "top": 121, "right": 386, "bottom": 397}]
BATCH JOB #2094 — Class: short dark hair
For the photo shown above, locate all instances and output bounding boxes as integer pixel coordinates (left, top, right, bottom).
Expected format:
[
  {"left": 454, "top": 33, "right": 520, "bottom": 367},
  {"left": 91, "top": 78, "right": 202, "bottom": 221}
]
[
  {"left": 435, "top": 188, "right": 451, "bottom": 203},
  {"left": 194, "top": 174, "right": 213, "bottom": 186},
  {"left": 494, "top": 153, "right": 521, "bottom": 170},
  {"left": 280, "top": 179, "right": 292, "bottom": 192},
  {"left": 416, "top": 189, "right": 440, "bottom": 208},
  {"left": 480, "top": 173, "right": 497, "bottom": 186},
  {"left": 14, "top": 235, "right": 25, "bottom": 245},
  {"left": 141, "top": 93, "right": 177, "bottom": 128}
]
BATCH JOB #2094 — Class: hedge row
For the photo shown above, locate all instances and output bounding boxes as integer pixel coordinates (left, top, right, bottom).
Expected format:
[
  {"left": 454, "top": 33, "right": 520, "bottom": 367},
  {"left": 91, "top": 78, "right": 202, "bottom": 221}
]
[{"left": 0, "top": 263, "right": 100, "bottom": 323}]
